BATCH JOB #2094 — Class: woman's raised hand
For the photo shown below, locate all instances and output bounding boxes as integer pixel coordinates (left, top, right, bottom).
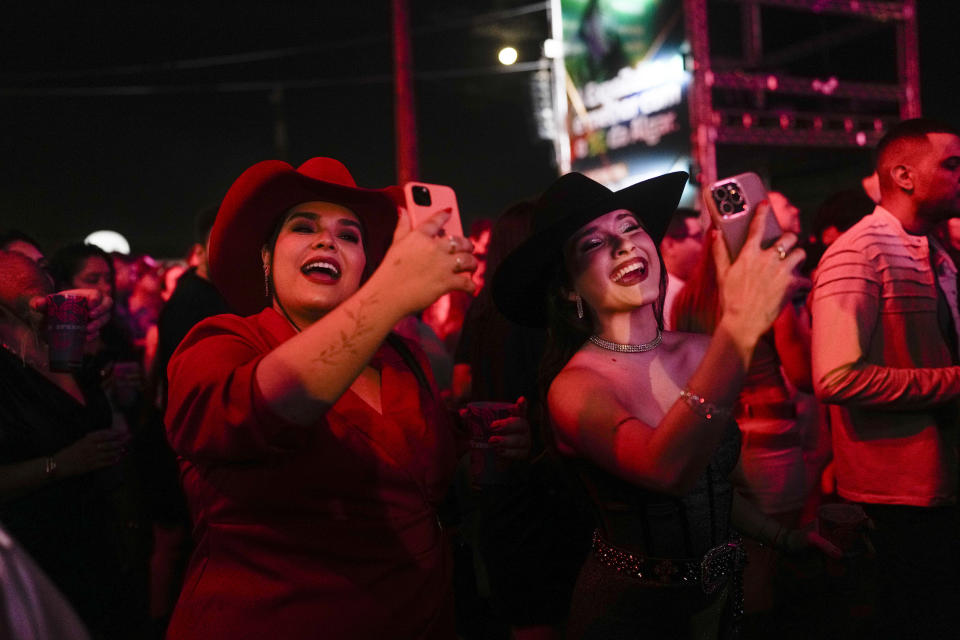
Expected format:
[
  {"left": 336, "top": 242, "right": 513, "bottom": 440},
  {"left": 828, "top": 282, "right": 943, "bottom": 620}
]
[
  {"left": 379, "top": 207, "right": 478, "bottom": 315},
  {"left": 712, "top": 202, "right": 809, "bottom": 346}
]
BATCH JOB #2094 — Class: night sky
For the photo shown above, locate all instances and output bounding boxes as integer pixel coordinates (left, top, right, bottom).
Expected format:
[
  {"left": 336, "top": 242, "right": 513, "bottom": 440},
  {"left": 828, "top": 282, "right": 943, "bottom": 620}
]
[{"left": 1, "top": 1, "right": 955, "bottom": 258}]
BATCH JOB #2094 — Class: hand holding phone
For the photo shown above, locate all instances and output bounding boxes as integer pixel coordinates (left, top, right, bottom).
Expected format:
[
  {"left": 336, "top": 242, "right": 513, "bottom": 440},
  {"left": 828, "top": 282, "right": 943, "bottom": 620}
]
[
  {"left": 403, "top": 182, "right": 464, "bottom": 238},
  {"left": 707, "top": 172, "right": 781, "bottom": 260}
]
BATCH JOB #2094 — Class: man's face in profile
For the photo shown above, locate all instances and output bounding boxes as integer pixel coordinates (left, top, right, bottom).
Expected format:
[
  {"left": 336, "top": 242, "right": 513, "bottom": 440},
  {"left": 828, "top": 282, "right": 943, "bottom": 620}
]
[{"left": 913, "top": 133, "right": 960, "bottom": 220}]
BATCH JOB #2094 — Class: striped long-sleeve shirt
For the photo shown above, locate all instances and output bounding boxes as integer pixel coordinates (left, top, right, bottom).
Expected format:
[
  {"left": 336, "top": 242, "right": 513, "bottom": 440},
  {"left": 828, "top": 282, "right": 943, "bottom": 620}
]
[{"left": 811, "top": 206, "right": 960, "bottom": 506}]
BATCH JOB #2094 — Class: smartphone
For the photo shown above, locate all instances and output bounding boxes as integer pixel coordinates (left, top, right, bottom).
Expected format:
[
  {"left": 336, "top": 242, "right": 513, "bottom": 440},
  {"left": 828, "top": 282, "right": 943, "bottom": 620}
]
[
  {"left": 708, "top": 172, "right": 781, "bottom": 259},
  {"left": 403, "top": 182, "right": 464, "bottom": 238}
]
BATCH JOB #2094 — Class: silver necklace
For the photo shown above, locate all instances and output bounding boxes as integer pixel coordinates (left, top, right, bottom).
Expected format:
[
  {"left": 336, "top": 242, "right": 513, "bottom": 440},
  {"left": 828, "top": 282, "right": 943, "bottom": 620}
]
[{"left": 589, "top": 328, "right": 662, "bottom": 353}]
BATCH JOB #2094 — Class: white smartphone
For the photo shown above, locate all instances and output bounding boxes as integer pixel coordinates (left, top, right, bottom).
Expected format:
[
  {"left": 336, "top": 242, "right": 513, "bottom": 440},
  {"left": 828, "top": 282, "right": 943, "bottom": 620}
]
[
  {"left": 403, "top": 182, "right": 464, "bottom": 238},
  {"left": 708, "top": 172, "right": 781, "bottom": 260}
]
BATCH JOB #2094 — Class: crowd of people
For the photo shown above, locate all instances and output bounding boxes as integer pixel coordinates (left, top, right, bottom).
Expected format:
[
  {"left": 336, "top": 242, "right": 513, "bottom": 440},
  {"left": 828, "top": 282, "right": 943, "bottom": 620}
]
[{"left": 1, "top": 117, "right": 959, "bottom": 639}]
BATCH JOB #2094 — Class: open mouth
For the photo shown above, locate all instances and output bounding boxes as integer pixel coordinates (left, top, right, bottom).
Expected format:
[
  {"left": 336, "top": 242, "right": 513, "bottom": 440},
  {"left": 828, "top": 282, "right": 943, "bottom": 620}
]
[
  {"left": 611, "top": 257, "right": 648, "bottom": 285},
  {"left": 301, "top": 258, "right": 342, "bottom": 281}
]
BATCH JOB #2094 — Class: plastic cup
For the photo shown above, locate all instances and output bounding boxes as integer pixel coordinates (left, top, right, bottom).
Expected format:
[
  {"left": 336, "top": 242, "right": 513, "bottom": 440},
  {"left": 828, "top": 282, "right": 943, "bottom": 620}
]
[
  {"left": 461, "top": 401, "right": 517, "bottom": 486},
  {"left": 818, "top": 503, "right": 868, "bottom": 554},
  {"left": 44, "top": 293, "right": 88, "bottom": 373}
]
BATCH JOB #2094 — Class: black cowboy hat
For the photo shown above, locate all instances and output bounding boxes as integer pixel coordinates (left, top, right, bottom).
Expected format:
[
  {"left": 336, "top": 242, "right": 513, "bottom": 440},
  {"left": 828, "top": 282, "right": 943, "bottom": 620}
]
[{"left": 492, "top": 171, "right": 688, "bottom": 327}]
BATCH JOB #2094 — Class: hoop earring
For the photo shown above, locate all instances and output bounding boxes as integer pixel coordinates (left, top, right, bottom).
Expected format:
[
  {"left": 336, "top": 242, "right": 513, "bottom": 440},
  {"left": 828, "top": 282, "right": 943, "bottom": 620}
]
[{"left": 576, "top": 294, "right": 584, "bottom": 319}]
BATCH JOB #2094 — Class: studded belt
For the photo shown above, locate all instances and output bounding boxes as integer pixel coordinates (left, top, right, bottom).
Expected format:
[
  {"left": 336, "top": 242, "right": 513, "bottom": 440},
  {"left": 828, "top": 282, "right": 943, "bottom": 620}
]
[{"left": 591, "top": 530, "right": 746, "bottom": 619}]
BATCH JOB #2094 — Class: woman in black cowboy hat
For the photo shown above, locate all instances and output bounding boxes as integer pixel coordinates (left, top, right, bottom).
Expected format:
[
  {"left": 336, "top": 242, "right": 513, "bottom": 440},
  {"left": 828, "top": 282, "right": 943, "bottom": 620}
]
[
  {"left": 493, "top": 172, "right": 838, "bottom": 639},
  {"left": 164, "top": 158, "right": 529, "bottom": 639}
]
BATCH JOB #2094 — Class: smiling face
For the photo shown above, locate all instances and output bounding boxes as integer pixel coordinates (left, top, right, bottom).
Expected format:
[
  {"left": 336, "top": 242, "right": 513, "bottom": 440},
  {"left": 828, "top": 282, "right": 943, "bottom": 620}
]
[
  {"left": 263, "top": 201, "right": 366, "bottom": 328},
  {"left": 563, "top": 209, "right": 662, "bottom": 323}
]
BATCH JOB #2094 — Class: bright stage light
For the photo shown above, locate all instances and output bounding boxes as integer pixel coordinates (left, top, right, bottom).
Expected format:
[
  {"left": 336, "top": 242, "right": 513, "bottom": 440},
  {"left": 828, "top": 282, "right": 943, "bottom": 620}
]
[
  {"left": 542, "top": 38, "right": 561, "bottom": 59},
  {"left": 498, "top": 47, "right": 518, "bottom": 66},
  {"left": 85, "top": 230, "right": 130, "bottom": 254}
]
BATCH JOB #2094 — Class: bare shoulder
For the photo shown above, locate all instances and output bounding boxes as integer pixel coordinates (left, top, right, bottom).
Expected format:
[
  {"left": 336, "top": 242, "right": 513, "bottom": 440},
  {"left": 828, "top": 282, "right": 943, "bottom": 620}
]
[
  {"left": 547, "top": 357, "right": 623, "bottom": 422},
  {"left": 549, "top": 358, "right": 617, "bottom": 401},
  {"left": 547, "top": 359, "right": 627, "bottom": 454}
]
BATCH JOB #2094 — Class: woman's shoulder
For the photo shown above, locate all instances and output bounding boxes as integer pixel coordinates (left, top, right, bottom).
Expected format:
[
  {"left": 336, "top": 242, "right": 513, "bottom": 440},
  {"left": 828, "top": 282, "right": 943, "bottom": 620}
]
[
  {"left": 173, "top": 308, "right": 292, "bottom": 364},
  {"left": 548, "top": 350, "right": 620, "bottom": 402}
]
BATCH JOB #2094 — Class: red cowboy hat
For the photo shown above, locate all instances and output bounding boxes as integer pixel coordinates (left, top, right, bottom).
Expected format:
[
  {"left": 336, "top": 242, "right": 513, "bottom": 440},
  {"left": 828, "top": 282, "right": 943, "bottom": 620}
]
[{"left": 209, "top": 157, "right": 399, "bottom": 316}]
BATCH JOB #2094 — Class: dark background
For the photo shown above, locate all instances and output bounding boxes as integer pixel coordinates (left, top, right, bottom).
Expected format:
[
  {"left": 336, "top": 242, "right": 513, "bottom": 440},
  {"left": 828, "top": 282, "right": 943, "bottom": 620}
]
[{"left": 1, "top": 1, "right": 955, "bottom": 257}]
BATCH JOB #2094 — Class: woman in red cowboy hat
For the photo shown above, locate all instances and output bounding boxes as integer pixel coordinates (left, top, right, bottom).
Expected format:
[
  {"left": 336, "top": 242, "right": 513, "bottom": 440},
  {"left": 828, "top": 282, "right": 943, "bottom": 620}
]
[
  {"left": 163, "top": 158, "right": 529, "bottom": 639},
  {"left": 492, "top": 172, "right": 838, "bottom": 639}
]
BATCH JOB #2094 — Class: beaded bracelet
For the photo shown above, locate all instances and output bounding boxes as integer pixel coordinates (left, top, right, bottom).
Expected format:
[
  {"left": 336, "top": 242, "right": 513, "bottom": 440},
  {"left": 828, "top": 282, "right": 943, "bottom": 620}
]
[{"left": 679, "top": 388, "right": 733, "bottom": 421}]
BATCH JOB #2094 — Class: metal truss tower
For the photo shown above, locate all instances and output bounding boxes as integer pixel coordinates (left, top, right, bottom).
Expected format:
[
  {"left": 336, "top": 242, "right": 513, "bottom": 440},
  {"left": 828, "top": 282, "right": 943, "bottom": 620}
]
[{"left": 683, "top": 0, "right": 920, "bottom": 184}]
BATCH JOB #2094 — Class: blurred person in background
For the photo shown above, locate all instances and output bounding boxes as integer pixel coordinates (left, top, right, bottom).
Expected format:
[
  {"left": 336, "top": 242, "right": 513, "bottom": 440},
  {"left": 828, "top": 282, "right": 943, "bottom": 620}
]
[
  {"left": 159, "top": 262, "right": 187, "bottom": 303},
  {"left": 154, "top": 205, "right": 231, "bottom": 402},
  {"left": 672, "top": 223, "right": 815, "bottom": 632},
  {"left": 48, "top": 244, "right": 140, "bottom": 379},
  {"left": 0, "top": 250, "right": 145, "bottom": 638},
  {"left": 767, "top": 191, "right": 802, "bottom": 236},
  {"left": 0, "top": 229, "right": 46, "bottom": 268},
  {"left": 112, "top": 252, "right": 139, "bottom": 305},
  {"left": 658, "top": 208, "right": 703, "bottom": 329},
  {"left": 454, "top": 200, "right": 594, "bottom": 640},
  {"left": 127, "top": 257, "right": 163, "bottom": 356},
  {"left": 111, "top": 252, "right": 140, "bottom": 343}
]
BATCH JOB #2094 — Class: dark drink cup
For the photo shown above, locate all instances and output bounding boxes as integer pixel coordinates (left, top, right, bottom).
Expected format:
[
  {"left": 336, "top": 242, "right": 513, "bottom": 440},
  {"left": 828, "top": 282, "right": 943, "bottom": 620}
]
[
  {"left": 44, "top": 294, "right": 88, "bottom": 373},
  {"left": 461, "top": 401, "right": 517, "bottom": 487},
  {"left": 818, "top": 503, "right": 868, "bottom": 554}
]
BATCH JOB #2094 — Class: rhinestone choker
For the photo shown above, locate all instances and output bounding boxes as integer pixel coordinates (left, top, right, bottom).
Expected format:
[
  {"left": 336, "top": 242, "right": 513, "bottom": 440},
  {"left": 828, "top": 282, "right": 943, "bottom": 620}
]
[{"left": 588, "top": 329, "right": 662, "bottom": 353}]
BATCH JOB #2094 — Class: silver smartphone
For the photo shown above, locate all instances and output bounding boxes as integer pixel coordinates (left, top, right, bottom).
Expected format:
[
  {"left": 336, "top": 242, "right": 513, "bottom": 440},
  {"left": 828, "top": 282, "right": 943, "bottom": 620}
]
[{"left": 709, "top": 172, "right": 781, "bottom": 260}]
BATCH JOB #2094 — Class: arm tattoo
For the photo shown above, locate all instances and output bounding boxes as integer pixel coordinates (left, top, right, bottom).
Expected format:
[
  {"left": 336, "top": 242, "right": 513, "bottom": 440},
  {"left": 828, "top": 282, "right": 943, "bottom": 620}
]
[{"left": 309, "top": 295, "right": 378, "bottom": 365}]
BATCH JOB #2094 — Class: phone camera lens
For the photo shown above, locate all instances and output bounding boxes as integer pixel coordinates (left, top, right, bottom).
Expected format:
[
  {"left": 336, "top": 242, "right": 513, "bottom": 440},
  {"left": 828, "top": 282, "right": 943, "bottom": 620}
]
[
  {"left": 713, "top": 186, "right": 728, "bottom": 201},
  {"left": 729, "top": 189, "right": 743, "bottom": 204},
  {"left": 412, "top": 185, "right": 432, "bottom": 206},
  {"left": 720, "top": 201, "right": 734, "bottom": 215}
]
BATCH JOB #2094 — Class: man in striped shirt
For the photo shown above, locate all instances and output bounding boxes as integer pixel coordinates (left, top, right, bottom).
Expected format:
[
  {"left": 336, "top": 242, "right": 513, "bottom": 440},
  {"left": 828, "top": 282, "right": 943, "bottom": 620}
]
[{"left": 811, "top": 118, "right": 960, "bottom": 638}]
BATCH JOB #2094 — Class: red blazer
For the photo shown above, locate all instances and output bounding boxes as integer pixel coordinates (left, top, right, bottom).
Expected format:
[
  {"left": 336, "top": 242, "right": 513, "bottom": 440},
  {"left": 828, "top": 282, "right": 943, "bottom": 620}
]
[{"left": 164, "top": 308, "right": 458, "bottom": 639}]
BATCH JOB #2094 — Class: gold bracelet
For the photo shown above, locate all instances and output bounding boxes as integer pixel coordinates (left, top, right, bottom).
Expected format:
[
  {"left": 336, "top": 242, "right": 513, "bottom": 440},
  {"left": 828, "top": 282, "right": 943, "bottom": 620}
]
[
  {"left": 679, "top": 388, "right": 733, "bottom": 421},
  {"left": 43, "top": 457, "right": 58, "bottom": 479}
]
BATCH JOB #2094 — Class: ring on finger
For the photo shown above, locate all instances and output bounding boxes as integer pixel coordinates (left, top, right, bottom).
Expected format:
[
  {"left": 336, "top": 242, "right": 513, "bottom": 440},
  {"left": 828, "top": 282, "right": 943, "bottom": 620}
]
[
  {"left": 448, "top": 238, "right": 458, "bottom": 254},
  {"left": 776, "top": 244, "right": 787, "bottom": 260},
  {"left": 454, "top": 256, "right": 463, "bottom": 271}
]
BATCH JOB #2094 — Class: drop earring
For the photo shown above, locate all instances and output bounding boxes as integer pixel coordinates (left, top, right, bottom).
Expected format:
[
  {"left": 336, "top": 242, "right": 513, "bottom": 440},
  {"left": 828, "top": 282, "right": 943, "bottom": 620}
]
[
  {"left": 263, "top": 264, "right": 270, "bottom": 298},
  {"left": 576, "top": 294, "right": 584, "bottom": 319}
]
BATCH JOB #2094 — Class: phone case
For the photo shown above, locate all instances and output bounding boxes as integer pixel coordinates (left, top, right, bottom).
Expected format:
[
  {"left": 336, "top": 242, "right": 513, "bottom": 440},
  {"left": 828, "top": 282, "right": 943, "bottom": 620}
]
[
  {"left": 709, "top": 172, "right": 781, "bottom": 259},
  {"left": 403, "top": 182, "right": 464, "bottom": 238}
]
